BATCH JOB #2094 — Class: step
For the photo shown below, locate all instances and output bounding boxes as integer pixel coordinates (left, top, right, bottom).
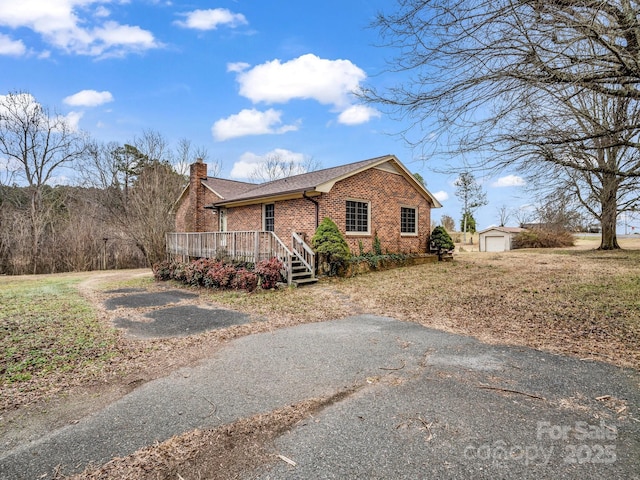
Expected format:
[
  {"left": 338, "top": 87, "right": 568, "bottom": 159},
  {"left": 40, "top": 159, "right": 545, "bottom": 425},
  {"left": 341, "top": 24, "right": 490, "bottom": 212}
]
[
  {"left": 291, "top": 271, "right": 314, "bottom": 279},
  {"left": 292, "top": 277, "right": 318, "bottom": 286}
]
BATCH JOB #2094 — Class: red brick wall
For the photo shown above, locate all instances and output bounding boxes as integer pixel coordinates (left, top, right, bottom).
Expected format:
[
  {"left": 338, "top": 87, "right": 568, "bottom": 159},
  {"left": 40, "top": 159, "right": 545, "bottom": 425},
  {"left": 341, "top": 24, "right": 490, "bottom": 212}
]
[
  {"left": 317, "top": 168, "right": 432, "bottom": 254},
  {"left": 174, "top": 188, "right": 220, "bottom": 232},
  {"left": 224, "top": 199, "right": 316, "bottom": 249},
  {"left": 226, "top": 204, "right": 262, "bottom": 231},
  {"left": 273, "top": 198, "right": 317, "bottom": 245}
]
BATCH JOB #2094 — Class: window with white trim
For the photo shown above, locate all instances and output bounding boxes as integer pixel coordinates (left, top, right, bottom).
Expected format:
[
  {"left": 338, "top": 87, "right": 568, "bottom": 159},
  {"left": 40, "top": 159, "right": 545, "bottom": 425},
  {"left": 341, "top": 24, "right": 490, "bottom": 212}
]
[
  {"left": 401, "top": 207, "right": 417, "bottom": 235},
  {"left": 346, "top": 200, "right": 370, "bottom": 234},
  {"left": 263, "top": 204, "right": 275, "bottom": 232}
]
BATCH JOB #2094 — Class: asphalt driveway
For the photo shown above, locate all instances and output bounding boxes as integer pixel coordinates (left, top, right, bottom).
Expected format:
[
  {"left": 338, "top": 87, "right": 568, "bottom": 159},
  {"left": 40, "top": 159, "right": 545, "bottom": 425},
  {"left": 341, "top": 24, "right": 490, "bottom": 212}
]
[{"left": 1, "top": 314, "right": 638, "bottom": 479}]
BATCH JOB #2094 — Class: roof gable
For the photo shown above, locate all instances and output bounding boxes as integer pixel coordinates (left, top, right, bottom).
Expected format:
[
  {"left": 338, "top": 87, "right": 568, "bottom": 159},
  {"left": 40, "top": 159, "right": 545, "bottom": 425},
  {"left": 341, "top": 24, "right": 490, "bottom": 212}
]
[
  {"left": 479, "top": 226, "right": 526, "bottom": 235},
  {"left": 209, "top": 155, "right": 443, "bottom": 208}
]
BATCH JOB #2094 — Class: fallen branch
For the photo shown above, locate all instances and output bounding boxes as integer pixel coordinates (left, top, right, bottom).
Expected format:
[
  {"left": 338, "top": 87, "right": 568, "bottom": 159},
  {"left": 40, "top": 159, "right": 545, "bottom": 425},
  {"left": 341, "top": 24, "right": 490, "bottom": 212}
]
[
  {"left": 277, "top": 454, "right": 297, "bottom": 467},
  {"left": 477, "top": 384, "right": 546, "bottom": 401},
  {"left": 380, "top": 360, "right": 406, "bottom": 371},
  {"left": 414, "top": 416, "right": 433, "bottom": 442}
]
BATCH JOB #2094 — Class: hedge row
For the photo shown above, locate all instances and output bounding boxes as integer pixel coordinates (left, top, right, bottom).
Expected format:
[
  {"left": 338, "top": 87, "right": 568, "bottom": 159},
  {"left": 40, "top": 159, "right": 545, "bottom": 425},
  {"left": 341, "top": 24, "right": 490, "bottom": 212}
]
[
  {"left": 152, "top": 257, "right": 284, "bottom": 292},
  {"left": 512, "top": 229, "right": 575, "bottom": 249}
]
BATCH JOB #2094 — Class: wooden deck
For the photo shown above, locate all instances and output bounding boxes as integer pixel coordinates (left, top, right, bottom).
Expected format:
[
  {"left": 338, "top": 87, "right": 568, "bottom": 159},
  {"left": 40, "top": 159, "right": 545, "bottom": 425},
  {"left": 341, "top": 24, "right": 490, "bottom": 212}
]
[{"left": 166, "top": 231, "right": 316, "bottom": 286}]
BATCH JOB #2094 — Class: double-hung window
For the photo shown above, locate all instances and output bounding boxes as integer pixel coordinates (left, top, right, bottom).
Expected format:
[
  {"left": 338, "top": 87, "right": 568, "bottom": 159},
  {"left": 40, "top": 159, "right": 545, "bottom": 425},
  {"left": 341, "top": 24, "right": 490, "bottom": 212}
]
[
  {"left": 401, "top": 207, "right": 417, "bottom": 235},
  {"left": 263, "top": 204, "right": 275, "bottom": 232},
  {"left": 346, "top": 200, "right": 370, "bottom": 234}
]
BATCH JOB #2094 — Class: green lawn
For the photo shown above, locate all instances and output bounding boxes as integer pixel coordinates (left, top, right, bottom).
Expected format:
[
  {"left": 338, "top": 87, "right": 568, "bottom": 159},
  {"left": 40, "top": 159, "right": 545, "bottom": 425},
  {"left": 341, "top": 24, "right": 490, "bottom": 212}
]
[{"left": 0, "top": 276, "right": 119, "bottom": 386}]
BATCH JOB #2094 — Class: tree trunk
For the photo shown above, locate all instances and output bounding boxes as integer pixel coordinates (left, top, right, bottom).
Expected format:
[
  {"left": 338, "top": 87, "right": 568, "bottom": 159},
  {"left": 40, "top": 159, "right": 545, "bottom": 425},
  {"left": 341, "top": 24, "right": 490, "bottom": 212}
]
[
  {"left": 599, "top": 175, "right": 620, "bottom": 250},
  {"left": 462, "top": 214, "right": 468, "bottom": 244}
]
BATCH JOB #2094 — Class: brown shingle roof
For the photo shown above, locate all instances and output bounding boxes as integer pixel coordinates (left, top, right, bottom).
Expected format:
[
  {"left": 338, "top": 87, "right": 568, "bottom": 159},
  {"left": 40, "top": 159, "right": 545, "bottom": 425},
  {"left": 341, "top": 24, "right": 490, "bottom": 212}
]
[
  {"left": 202, "top": 177, "right": 255, "bottom": 199},
  {"left": 214, "top": 155, "right": 391, "bottom": 204},
  {"left": 200, "top": 154, "right": 442, "bottom": 208}
]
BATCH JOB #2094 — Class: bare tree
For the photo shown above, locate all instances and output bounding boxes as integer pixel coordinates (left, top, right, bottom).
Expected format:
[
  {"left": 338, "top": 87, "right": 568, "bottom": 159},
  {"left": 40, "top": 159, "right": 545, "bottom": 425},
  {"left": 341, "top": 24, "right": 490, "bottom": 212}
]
[
  {"left": 514, "top": 207, "right": 533, "bottom": 228},
  {"left": 249, "top": 153, "right": 321, "bottom": 183},
  {"left": 535, "top": 190, "right": 586, "bottom": 233},
  {"left": 512, "top": 87, "right": 640, "bottom": 247},
  {"left": 84, "top": 134, "right": 187, "bottom": 266},
  {"left": 454, "top": 172, "right": 487, "bottom": 243},
  {"left": 174, "top": 138, "right": 221, "bottom": 177},
  {"left": 0, "top": 92, "right": 87, "bottom": 273},
  {"left": 440, "top": 214, "right": 455, "bottom": 232},
  {"left": 496, "top": 205, "right": 511, "bottom": 227},
  {"left": 365, "top": 0, "right": 640, "bottom": 249}
]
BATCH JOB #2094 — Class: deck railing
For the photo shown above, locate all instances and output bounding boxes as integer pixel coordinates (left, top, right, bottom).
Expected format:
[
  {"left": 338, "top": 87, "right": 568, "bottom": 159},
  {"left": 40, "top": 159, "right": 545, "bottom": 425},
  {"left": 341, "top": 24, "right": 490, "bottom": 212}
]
[{"left": 166, "top": 231, "right": 311, "bottom": 285}]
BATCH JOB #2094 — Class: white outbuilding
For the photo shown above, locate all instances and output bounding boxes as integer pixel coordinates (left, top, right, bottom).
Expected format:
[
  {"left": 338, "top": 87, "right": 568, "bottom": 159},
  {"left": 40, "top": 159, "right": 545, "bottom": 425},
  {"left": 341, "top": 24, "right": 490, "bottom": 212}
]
[{"left": 478, "top": 227, "right": 526, "bottom": 252}]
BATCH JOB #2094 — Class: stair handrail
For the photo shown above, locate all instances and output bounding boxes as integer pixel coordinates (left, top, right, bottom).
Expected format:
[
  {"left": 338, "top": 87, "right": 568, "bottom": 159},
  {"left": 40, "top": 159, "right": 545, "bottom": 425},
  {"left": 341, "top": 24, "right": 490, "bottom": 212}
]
[
  {"left": 292, "top": 232, "right": 316, "bottom": 277},
  {"left": 267, "top": 231, "right": 293, "bottom": 284}
]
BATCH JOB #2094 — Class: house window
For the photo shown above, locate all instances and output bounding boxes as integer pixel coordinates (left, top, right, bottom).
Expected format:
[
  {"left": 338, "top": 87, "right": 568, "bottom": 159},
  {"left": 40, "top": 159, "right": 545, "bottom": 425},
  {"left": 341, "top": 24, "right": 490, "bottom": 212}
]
[
  {"left": 401, "top": 207, "right": 417, "bottom": 235},
  {"left": 346, "top": 200, "right": 370, "bottom": 234},
  {"left": 263, "top": 204, "right": 275, "bottom": 232}
]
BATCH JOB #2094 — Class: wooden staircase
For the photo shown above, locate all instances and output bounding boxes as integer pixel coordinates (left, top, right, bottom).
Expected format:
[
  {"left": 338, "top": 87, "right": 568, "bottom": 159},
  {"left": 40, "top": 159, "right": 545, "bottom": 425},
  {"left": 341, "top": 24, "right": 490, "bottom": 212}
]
[
  {"left": 290, "top": 258, "right": 318, "bottom": 286},
  {"left": 290, "top": 232, "right": 317, "bottom": 286}
]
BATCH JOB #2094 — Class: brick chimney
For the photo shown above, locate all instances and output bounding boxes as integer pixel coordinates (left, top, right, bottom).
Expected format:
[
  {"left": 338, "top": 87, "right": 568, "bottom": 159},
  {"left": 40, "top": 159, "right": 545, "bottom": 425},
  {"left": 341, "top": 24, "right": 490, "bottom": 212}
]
[{"left": 189, "top": 158, "right": 208, "bottom": 232}]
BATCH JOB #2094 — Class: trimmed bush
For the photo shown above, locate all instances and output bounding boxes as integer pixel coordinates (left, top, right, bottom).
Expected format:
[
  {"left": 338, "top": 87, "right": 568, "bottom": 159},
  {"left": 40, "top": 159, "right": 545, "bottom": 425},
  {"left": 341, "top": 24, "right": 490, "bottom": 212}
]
[
  {"left": 312, "top": 217, "right": 351, "bottom": 275},
  {"left": 512, "top": 229, "right": 575, "bottom": 249},
  {"left": 430, "top": 226, "right": 455, "bottom": 251}
]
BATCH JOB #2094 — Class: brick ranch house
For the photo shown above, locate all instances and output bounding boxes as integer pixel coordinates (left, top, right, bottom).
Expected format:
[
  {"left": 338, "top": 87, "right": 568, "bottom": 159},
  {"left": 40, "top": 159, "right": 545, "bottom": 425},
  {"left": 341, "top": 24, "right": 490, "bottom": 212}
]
[{"left": 169, "top": 154, "right": 442, "bottom": 284}]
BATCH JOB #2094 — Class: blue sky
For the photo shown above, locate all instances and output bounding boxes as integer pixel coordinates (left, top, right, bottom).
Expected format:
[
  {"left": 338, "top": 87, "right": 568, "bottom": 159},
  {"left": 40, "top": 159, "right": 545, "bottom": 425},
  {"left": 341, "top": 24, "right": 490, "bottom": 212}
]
[{"left": 0, "top": 0, "right": 538, "bottom": 231}]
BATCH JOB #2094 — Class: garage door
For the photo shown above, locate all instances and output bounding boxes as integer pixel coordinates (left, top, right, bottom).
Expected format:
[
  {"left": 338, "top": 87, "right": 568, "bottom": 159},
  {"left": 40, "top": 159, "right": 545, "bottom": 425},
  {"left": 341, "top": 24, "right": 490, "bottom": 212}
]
[{"left": 485, "top": 235, "right": 506, "bottom": 252}]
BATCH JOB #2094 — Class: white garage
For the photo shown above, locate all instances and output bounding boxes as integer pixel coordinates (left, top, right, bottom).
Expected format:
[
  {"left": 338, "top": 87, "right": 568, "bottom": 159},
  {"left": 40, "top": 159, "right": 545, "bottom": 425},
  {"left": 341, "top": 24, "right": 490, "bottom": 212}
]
[{"left": 478, "top": 227, "right": 526, "bottom": 252}]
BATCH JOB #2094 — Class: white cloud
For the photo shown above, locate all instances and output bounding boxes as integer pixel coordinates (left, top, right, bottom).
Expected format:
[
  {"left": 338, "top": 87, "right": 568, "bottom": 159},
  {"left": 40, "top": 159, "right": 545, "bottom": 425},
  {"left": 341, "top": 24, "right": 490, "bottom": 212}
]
[
  {"left": 63, "top": 89, "right": 113, "bottom": 107},
  {"left": 491, "top": 175, "right": 526, "bottom": 187},
  {"left": 227, "top": 61, "right": 250, "bottom": 73},
  {"left": 175, "top": 8, "right": 247, "bottom": 30},
  {"left": 62, "top": 111, "right": 83, "bottom": 131},
  {"left": 337, "top": 105, "right": 381, "bottom": 125},
  {"left": 0, "top": 1, "right": 160, "bottom": 57},
  {"left": 212, "top": 108, "right": 298, "bottom": 141},
  {"left": 235, "top": 54, "right": 366, "bottom": 109},
  {"left": 433, "top": 191, "right": 449, "bottom": 202},
  {"left": 94, "top": 6, "right": 110, "bottom": 18},
  {"left": 230, "top": 149, "right": 306, "bottom": 179},
  {"left": 0, "top": 33, "right": 26, "bottom": 56}
]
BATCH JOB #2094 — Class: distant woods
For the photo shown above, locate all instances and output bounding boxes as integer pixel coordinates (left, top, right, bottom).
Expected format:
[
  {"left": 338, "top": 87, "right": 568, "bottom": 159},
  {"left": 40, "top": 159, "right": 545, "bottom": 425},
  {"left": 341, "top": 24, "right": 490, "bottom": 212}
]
[{"left": 0, "top": 92, "right": 215, "bottom": 275}]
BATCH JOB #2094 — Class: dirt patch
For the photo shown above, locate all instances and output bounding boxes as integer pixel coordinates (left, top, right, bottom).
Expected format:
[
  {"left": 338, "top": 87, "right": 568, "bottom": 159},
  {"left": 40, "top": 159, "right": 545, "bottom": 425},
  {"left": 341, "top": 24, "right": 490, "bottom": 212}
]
[{"left": 67, "top": 386, "right": 360, "bottom": 480}]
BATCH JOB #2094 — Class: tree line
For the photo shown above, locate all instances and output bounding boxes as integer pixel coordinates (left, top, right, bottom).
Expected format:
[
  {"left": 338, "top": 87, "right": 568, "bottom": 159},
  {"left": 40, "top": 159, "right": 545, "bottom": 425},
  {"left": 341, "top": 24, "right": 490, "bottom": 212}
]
[
  {"left": 0, "top": 92, "right": 216, "bottom": 275},
  {"left": 365, "top": 0, "right": 640, "bottom": 250}
]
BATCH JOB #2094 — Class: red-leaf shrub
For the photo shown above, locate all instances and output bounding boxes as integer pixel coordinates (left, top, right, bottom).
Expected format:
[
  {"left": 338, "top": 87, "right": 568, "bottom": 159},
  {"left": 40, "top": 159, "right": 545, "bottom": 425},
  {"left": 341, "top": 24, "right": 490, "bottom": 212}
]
[
  {"left": 204, "top": 262, "right": 237, "bottom": 289},
  {"left": 255, "top": 257, "right": 284, "bottom": 289},
  {"left": 154, "top": 257, "right": 283, "bottom": 292},
  {"left": 232, "top": 268, "right": 258, "bottom": 292},
  {"left": 184, "top": 258, "right": 212, "bottom": 286},
  {"left": 152, "top": 261, "right": 172, "bottom": 281}
]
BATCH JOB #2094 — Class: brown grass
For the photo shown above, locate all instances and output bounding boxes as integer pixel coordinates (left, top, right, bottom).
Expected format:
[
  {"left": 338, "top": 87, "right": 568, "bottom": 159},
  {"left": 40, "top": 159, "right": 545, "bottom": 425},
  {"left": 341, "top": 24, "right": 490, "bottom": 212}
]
[
  {"left": 207, "top": 244, "right": 640, "bottom": 369},
  {"left": 4, "top": 242, "right": 640, "bottom": 478},
  {"left": 68, "top": 387, "right": 359, "bottom": 480}
]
